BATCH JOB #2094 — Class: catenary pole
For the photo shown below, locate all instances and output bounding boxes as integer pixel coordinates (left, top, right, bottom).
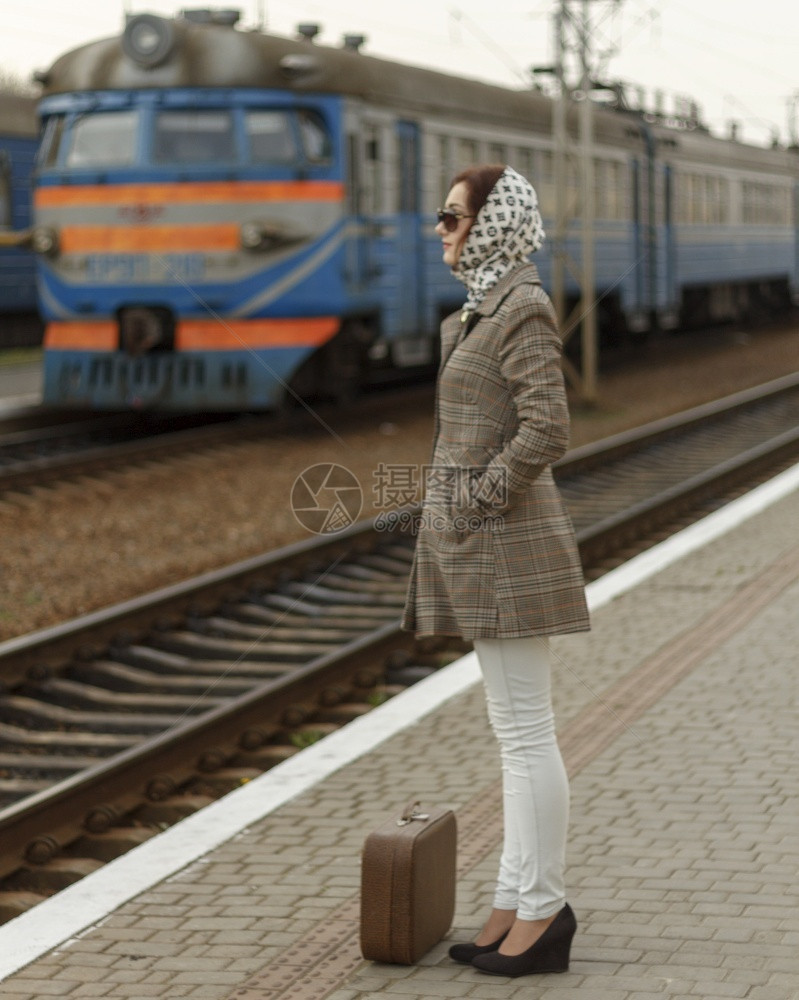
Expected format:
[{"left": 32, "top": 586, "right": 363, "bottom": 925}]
[
  {"left": 579, "top": 0, "right": 598, "bottom": 402},
  {"left": 549, "top": 0, "right": 620, "bottom": 404}
]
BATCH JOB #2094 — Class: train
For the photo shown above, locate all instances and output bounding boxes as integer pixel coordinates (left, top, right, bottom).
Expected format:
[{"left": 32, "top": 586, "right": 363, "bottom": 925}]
[
  {"left": 27, "top": 8, "right": 799, "bottom": 410},
  {"left": 0, "top": 93, "right": 39, "bottom": 345}
]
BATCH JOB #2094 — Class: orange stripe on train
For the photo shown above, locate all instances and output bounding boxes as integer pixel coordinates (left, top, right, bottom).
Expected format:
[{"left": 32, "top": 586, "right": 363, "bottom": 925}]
[
  {"left": 177, "top": 318, "right": 339, "bottom": 349},
  {"left": 35, "top": 180, "right": 345, "bottom": 208},
  {"left": 60, "top": 224, "right": 241, "bottom": 254},
  {"left": 45, "top": 322, "right": 119, "bottom": 350},
  {"left": 44, "top": 318, "right": 340, "bottom": 351}
]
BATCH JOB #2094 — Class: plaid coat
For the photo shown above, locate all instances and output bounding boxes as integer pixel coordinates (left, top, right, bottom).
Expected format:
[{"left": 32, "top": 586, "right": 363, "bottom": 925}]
[{"left": 401, "top": 263, "right": 590, "bottom": 640}]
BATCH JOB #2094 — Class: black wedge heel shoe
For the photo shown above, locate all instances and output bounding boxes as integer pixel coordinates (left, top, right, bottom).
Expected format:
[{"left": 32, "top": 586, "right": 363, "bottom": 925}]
[
  {"left": 448, "top": 930, "right": 509, "bottom": 965},
  {"left": 470, "top": 903, "right": 576, "bottom": 977}
]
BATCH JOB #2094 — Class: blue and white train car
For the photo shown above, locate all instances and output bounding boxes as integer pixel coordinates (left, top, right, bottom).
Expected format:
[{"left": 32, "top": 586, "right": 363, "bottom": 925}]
[
  {"left": 29, "top": 9, "right": 798, "bottom": 409},
  {"left": 653, "top": 126, "right": 799, "bottom": 327}
]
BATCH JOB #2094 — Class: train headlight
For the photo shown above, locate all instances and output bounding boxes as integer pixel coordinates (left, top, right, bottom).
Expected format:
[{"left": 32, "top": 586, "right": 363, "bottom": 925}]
[
  {"left": 122, "top": 14, "right": 176, "bottom": 68},
  {"left": 240, "top": 220, "right": 308, "bottom": 253},
  {"left": 240, "top": 222, "right": 265, "bottom": 250},
  {"left": 31, "top": 226, "right": 59, "bottom": 257}
]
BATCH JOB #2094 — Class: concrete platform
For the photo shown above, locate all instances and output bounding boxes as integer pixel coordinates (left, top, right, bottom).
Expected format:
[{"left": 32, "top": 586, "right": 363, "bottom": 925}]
[
  {"left": 0, "top": 358, "right": 42, "bottom": 409},
  {"left": 0, "top": 464, "right": 798, "bottom": 1000}
]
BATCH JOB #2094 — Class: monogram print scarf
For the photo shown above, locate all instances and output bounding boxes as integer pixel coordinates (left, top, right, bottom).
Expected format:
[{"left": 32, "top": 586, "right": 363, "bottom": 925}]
[{"left": 452, "top": 166, "right": 546, "bottom": 312}]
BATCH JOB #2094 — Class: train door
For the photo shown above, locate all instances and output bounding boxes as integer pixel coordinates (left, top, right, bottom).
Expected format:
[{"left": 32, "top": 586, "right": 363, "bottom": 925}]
[
  {"left": 395, "top": 120, "right": 423, "bottom": 334},
  {"left": 630, "top": 157, "right": 646, "bottom": 330},
  {"left": 345, "top": 132, "right": 368, "bottom": 290},
  {"left": 345, "top": 119, "right": 383, "bottom": 290},
  {"left": 663, "top": 165, "right": 677, "bottom": 324},
  {"left": 630, "top": 145, "right": 657, "bottom": 332}
]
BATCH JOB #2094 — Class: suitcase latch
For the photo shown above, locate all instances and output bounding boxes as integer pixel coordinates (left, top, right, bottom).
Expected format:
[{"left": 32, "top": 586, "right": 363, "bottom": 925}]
[{"left": 397, "top": 800, "right": 430, "bottom": 826}]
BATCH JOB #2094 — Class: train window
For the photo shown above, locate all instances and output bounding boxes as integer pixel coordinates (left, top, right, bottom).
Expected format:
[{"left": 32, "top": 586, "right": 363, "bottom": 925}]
[
  {"left": 537, "top": 149, "right": 555, "bottom": 213},
  {"left": 677, "top": 172, "right": 731, "bottom": 225},
  {"left": 245, "top": 111, "right": 296, "bottom": 164},
  {"left": 540, "top": 149, "right": 554, "bottom": 183},
  {"left": 594, "top": 159, "right": 626, "bottom": 220},
  {"left": 695, "top": 176, "right": 706, "bottom": 224},
  {"left": 515, "top": 148, "right": 535, "bottom": 184},
  {"left": 677, "top": 173, "right": 694, "bottom": 224},
  {"left": 37, "top": 115, "right": 66, "bottom": 168},
  {"left": 361, "top": 123, "right": 382, "bottom": 215},
  {"left": 435, "top": 135, "right": 451, "bottom": 206},
  {"left": 757, "top": 182, "right": 784, "bottom": 224},
  {"left": 717, "top": 179, "right": 730, "bottom": 224},
  {"left": 297, "top": 110, "right": 332, "bottom": 163},
  {"left": 593, "top": 159, "right": 607, "bottom": 219},
  {"left": 0, "top": 153, "right": 10, "bottom": 227},
  {"left": 65, "top": 110, "right": 139, "bottom": 167},
  {"left": 456, "top": 138, "right": 478, "bottom": 171},
  {"left": 398, "top": 125, "right": 419, "bottom": 214},
  {"left": 153, "top": 110, "right": 235, "bottom": 165},
  {"left": 705, "top": 176, "right": 728, "bottom": 224},
  {"left": 744, "top": 181, "right": 790, "bottom": 225}
]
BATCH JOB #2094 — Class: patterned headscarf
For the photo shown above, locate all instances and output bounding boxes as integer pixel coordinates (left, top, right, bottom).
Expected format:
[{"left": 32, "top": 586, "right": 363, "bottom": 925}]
[{"left": 452, "top": 166, "right": 546, "bottom": 312}]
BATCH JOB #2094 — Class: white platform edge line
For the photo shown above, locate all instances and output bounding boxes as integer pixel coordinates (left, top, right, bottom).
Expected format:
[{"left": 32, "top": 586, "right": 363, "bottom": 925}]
[
  {"left": 0, "top": 393, "right": 41, "bottom": 413},
  {"left": 1, "top": 461, "right": 798, "bottom": 981}
]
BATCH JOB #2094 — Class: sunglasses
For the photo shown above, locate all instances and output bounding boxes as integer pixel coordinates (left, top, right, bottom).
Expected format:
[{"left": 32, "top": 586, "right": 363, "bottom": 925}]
[{"left": 435, "top": 208, "right": 475, "bottom": 232}]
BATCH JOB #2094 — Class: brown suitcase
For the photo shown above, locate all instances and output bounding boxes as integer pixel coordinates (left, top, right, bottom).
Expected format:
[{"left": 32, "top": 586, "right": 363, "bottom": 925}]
[{"left": 360, "top": 800, "right": 457, "bottom": 964}]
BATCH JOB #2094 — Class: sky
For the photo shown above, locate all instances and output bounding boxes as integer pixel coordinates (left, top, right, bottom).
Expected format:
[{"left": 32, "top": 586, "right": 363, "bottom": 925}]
[{"left": 0, "top": 0, "right": 796, "bottom": 148}]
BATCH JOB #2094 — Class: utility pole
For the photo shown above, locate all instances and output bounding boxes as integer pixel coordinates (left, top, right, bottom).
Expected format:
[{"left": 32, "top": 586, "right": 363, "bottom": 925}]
[
  {"left": 788, "top": 91, "right": 799, "bottom": 147},
  {"left": 548, "top": 0, "right": 622, "bottom": 405}
]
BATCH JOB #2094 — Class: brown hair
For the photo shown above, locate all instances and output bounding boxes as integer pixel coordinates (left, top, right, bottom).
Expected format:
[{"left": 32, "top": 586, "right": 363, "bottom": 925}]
[{"left": 450, "top": 163, "right": 506, "bottom": 214}]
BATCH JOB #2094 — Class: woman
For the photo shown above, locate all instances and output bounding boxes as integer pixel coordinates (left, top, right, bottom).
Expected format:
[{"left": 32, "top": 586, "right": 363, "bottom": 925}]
[{"left": 401, "top": 164, "right": 590, "bottom": 978}]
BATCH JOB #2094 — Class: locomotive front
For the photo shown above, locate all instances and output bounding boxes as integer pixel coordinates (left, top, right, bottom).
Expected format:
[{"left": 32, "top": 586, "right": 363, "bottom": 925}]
[{"left": 33, "top": 9, "right": 347, "bottom": 409}]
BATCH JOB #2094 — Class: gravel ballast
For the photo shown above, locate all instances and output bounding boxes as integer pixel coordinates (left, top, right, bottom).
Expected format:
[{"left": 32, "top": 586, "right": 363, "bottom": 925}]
[{"left": 2, "top": 323, "right": 797, "bottom": 642}]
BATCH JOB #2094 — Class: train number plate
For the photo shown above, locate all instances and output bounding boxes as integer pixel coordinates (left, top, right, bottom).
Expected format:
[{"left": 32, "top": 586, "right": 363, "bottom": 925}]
[{"left": 85, "top": 254, "right": 206, "bottom": 284}]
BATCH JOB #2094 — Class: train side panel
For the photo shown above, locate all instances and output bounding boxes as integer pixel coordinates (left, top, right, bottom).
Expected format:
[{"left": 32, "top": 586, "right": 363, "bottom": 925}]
[
  {"left": 657, "top": 131, "right": 798, "bottom": 325},
  {"left": 0, "top": 132, "right": 38, "bottom": 318}
]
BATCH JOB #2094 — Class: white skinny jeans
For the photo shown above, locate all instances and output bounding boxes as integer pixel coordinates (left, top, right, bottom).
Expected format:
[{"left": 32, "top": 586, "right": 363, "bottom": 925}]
[{"left": 473, "top": 636, "right": 569, "bottom": 921}]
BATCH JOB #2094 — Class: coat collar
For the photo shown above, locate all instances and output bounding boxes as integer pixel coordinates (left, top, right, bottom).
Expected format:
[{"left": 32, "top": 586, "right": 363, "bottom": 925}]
[
  {"left": 470, "top": 261, "right": 542, "bottom": 318},
  {"left": 440, "top": 262, "right": 543, "bottom": 366}
]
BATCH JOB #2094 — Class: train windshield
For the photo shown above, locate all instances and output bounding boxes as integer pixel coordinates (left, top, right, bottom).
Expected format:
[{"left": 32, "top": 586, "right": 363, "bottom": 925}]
[
  {"left": 35, "top": 103, "right": 333, "bottom": 173},
  {"left": 64, "top": 110, "right": 139, "bottom": 167},
  {"left": 297, "top": 109, "right": 332, "bottom": 163},
  {"left": 37, "top": 115, "right": 66, "bottom": 168},
  {"left": 244, "top": 111, "right": 296, "bottom": 164},
  {"left": 153, "top": 110, "right": 235, "bottom": 164}
]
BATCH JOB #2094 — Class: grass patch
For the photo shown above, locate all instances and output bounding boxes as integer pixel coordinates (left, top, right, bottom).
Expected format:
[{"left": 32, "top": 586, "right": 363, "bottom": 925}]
[{"left": 0, "top": 348, "right": 42, "bottom": 368}]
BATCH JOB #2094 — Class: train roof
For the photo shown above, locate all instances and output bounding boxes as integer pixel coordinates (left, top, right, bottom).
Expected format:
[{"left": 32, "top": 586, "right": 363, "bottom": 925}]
[
  {"left": 650, "top": 117, "right": 799, "bottom": 174},
  {"left": 35, "top": 9, "right": 583, "bottom": 135},
  {"left": 35, "top": 9, "right": 798, "bottom": 168},
  {"left": 0, "top": 92, "right": 39, "bottom": 137}
]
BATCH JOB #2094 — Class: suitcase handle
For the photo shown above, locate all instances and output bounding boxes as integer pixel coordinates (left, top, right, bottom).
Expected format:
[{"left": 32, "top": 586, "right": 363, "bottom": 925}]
[{"left": 397, "top": 800, "right": 430, "bottom": 826}]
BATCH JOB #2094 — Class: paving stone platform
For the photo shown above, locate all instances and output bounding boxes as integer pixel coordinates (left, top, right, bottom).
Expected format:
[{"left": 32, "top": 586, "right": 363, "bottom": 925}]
[
  {"left": 1, "top": 474, "right": 797, "bottom": 1000},
  {"left": 0, "top": 358, "right": 41, "bottom": 405}
]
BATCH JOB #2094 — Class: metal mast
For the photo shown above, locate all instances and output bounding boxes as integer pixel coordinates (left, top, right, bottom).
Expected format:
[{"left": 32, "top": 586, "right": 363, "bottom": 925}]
[{"left": 549, "top": 0, "right": 622, "bottom": 404}]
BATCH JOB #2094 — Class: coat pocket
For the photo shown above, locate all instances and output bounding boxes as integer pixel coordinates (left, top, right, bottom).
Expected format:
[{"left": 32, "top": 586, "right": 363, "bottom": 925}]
[{"left": 424, "top": 449, "right": 507, "bottom": 542}]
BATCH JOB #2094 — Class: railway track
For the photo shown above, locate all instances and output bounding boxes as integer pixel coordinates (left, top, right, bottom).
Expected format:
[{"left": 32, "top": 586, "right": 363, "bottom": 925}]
[
  {"left": 1, "top": 372, "right": 798, "bottom": 923},
  {"left": 0, "top": 378, "right": 432, "bottom": 495},
  {"left": 0, "top": 410, "right": 259, "bottom": 494}
]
